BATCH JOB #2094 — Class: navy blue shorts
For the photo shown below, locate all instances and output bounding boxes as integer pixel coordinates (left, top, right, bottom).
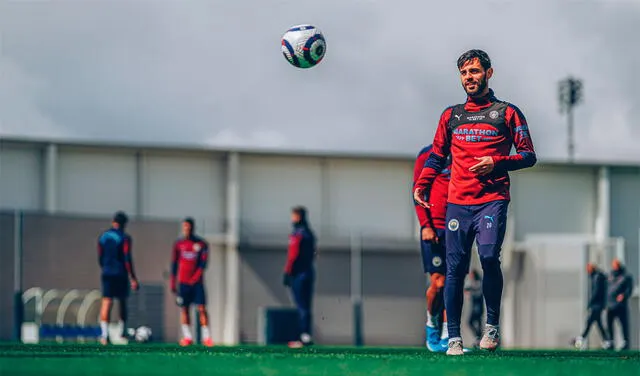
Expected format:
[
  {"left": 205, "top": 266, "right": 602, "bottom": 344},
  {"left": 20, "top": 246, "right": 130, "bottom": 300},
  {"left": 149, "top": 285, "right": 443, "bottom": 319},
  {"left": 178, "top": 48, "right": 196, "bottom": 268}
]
[
  {"left": 420, "top": 228, "right": 447, "bottom": 274},
  {"left": 177, "top": 283, "right": 206, "bottom": 307},
  {"left": 445, "top": 200, "right": 509, "bottom": 272},
  {"left": 101, "top": 275, "right": 129, "bottom": 299}
]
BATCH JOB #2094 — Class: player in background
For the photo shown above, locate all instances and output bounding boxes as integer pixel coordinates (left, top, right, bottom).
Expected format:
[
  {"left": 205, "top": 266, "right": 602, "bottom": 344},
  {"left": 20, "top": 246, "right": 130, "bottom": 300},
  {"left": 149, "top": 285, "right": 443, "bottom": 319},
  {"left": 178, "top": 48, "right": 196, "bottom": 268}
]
[
  {"left": 413, "top": 145, "right": 451, "bottom": 352},
  {"left": 414, "top": 49, "right": 537, "bottom": 355},
  {"left": 573, "top": 262, "right": 607, "bottom": 350},
  {"left": 464, "top": 269, "right": 484, "bottom": 348},
  {"left": 170, "top": 217, "right": 214, "bottom": 347},
  {"left": 98, "top": 211, "right": 139, "bottom": 345},
  {"left": 605, "top": 258, "right": 634, "bottom": 350},
  {"left": 283, "top": 206, "right": 317, "bottom": 348}
]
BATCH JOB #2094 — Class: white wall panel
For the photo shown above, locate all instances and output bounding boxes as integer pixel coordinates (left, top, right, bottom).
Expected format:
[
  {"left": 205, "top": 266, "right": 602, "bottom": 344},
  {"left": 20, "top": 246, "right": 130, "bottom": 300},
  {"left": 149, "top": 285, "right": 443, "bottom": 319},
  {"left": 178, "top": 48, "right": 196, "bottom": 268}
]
[
  {"left": 511, "top": 165, "right": 596, "bottom": 241},
  {"left": 0, "top": 144, "right": 42, "bottom": 210},
  {"left": 327, "top": 159, "right": 413, "bottom": 239},
  {"left": 239, "top": 156, "right": 323, "bottom": 236},
  {"left": 609, "top": 167, "right": 640, "bottom": 278},
  {"left": 57, "top": 147, "right": 136, "bottom": 216},
  {"left": 141, "top": 152, "right": 225, "bottom": 231}
]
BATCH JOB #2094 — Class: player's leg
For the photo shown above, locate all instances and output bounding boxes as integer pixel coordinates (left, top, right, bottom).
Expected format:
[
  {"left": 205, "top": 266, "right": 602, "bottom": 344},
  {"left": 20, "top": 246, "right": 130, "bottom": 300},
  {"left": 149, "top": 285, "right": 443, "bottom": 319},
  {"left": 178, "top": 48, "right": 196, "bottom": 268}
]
[
  {"left": 619, "top": 306, "right": 630, "bottom": 350},
  {"left": 475, "top": 200, "right": 508, "bottom": 351},
  {"left": 594, "top": 310, "right": 608, "bottom": 347},
  {"left": 288, "top": 270, "right": 314, "bottom": 347},
  {"left": 421, "top": 234, "right": 446, "bottom": 351},
  {"left": 576, "top": 309, "right": 597, "bottom": 350},
  {"left": 117, "top": 277, "right": 130, "bottom": 339},
  {"left": 425, "top": 272, "right": 445, "bottom": 351},
  {"left": 605, "top": 308, "right": 616, "bottom": 349},
  {"left": 444, "top": 204, "right": 475, "bottom": 355},
  {"left": 99, "top": 276, "right": 114, "bottom": 345},
  {"left": 435, "top": 228, "right": 449, "bottom": 349},
  {"left": 194, "top": 283, "right": 214, "bottom": 346},
  {"left": 178, "top": 284, "right": 194, "bottom": 346},
  {"left": 299, "top": 270, "right": 314, "bottom": 345}
]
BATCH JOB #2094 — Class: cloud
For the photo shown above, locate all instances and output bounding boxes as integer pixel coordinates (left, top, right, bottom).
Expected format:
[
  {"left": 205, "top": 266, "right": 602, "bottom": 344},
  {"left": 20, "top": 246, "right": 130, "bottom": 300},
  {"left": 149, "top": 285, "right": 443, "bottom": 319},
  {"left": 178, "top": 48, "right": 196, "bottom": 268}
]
[{"left": 0, "top": 0, "right": 638, "bottom": 162}]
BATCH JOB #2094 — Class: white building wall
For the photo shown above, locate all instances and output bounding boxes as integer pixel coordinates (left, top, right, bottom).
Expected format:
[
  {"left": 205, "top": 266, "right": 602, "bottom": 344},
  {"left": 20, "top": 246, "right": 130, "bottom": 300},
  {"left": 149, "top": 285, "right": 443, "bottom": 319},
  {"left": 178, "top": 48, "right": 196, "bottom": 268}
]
[
  {"left": 610, "top": 167, "right": 640, "bottom": 276},
  {"left": 239, "top": 155, "right": 324, "bottom": 237},
  {"left": 0, "top": 143, "right": 43, "bottom": 211},
  {"left": 510, "top": 165, "right": 597, "bottom": 241},
  {"left": 56, "top": 146, "right": 137, "bottom": 216},
  {"left": 140, "top": 151, "right": 226, "bottom": 232},
  {"left": 326, "top": 158, "right": 414, "bottom": 239}
]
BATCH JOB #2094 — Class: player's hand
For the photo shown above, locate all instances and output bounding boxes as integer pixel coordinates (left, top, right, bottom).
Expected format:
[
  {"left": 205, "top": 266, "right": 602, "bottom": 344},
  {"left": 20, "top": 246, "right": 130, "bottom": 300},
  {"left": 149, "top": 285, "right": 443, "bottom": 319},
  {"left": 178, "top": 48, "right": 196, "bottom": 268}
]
[
  {"left": 413, "top": 187, "right": 432, "bottom": 209},
  {"left": 131, "top": 279, "right": 139, "bottom": 291},
  {"left": 469, "top": 156, "right": 495, "bottom": 176},
  {"left": 617, "top": 294, "right": 624, "bottom": 303},
  {"left": 282, "top": 274, "right": 292, "bottom": 287},
  {"left": 170, "top": 284, "right": 177, "bottom": 294},
  {"left": 421, "top": 227, "right": 438, "bottom": 243}
]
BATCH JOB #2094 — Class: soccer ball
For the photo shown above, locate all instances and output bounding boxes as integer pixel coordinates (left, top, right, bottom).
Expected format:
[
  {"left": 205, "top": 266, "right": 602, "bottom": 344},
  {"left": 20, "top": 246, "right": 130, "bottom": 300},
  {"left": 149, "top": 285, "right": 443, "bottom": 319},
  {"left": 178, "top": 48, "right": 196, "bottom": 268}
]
[
  {"left": 134, "top": 326, "right": 152, "bottom": 343},
  {"left": 281, "top": 25, "right": 326, "bottom": 68}
]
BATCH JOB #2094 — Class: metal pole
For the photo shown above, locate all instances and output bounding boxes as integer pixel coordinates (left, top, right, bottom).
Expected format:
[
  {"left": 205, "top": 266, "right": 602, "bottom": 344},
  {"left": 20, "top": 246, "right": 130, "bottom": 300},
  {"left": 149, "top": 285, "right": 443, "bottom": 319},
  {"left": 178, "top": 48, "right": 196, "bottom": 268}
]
[
  {"left": 568, "top": 108, "right": 575, "bottom": 162},
  {"left": 13, "top": 210, "right": 24, "bottom": 342},
  {"left": 350, "top": 232, "right": 363, "bottom": 346}
]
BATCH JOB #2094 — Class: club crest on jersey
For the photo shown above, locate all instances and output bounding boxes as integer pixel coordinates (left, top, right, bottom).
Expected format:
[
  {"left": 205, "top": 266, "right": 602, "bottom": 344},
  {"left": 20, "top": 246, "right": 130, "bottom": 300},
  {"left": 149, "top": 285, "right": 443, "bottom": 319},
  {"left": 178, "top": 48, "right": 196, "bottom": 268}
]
[
  {"left": 193, "top": 243, "right": 201, "bottom": 252},
  {"left": 432, "top": 256, "right": 442, "bottom": 267},
  {"left": 489, "top": 110, "right": 499, "bottom": 119},
  {"left": 448, "top": 219, "right": 459, "bottom": 232}
]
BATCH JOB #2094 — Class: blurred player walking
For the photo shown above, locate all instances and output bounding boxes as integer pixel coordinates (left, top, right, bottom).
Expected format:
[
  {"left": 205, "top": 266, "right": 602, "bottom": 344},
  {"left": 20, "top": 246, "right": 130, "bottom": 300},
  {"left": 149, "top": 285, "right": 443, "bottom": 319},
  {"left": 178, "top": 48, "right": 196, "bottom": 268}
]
[
  {"left": 170, "top": 217, "right": 214, "bottom": 347},
  {"left": 413, "top": 145, "right": 451, "bottom": 352},
  {"left": 283, "top": 206, "right": 317, "bottom": 348},
  {"left": 605, "top": 258, "right": 634, "bottom": 350},
  {"left": 98, "top": 211, "right": 139, "bottom": 345},
  {"left": 573, "top": 262, "right": 607, "bottom": 350},
  {"left": 414, "top": 49, "right": 537, "bottom": 355}
]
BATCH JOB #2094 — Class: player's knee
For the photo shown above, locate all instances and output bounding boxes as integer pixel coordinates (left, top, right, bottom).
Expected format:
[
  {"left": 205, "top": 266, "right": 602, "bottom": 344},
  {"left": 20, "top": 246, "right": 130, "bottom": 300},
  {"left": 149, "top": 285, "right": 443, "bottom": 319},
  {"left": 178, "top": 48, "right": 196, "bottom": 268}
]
[
  {"left": 431, "top": 273, "right": 445, "bottom": 289},
  {"left": 197, "top": 305, "right": 207, "bottom": 314},
  {"left": 479, "top": 256, "right": 500, "bottom": 271}
]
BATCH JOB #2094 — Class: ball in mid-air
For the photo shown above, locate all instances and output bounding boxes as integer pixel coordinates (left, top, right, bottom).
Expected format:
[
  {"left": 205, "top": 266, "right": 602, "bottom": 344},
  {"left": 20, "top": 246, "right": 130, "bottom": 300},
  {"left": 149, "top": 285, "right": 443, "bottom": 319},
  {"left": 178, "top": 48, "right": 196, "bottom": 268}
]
[{"left": 281, "top": 25, "right": 326, "bottom": 69}]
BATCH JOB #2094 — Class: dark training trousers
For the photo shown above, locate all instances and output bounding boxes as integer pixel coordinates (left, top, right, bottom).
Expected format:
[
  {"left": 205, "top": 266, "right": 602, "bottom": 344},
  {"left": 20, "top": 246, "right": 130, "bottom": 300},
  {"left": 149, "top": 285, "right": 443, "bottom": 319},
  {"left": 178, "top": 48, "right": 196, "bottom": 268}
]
[
  {"left": 581, "top": 308, "right": 607, "bottom": 340},
  {"left": 607, "top": 305, "right": 630, "bottom": 349},
  {"left": 444, "top": 200, "right": 508, "bottom": 340},
  {"left": 290, "top": 269, "right": 315, "bottom": 337}
]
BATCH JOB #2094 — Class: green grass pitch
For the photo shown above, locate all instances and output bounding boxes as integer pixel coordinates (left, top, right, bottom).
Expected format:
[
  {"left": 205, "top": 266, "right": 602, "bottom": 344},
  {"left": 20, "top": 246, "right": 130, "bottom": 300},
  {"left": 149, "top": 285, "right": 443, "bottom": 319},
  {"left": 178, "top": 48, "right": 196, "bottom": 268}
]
[{"left": 1, "top": 343, "right": 639, "bottom": 376}]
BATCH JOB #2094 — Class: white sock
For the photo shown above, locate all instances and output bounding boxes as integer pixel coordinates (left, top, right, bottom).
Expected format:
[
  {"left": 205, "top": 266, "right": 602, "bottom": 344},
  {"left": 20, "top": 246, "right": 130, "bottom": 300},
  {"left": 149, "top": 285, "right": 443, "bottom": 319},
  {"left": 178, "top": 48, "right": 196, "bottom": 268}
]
[
  {"left": 426, "top": 311, "right": 437, "bottom": 328},
  {"left": 181, "top": 324, "right": 193, "bottom": 340},
  {"left": 201, "top": 325, "right": 211, "bottom": 340},
  {"left": 100, "top": 321, "right": 108, "bottom": 339},
  {"left": 441, "top": 322, "right": 449, "bottom": 339}
]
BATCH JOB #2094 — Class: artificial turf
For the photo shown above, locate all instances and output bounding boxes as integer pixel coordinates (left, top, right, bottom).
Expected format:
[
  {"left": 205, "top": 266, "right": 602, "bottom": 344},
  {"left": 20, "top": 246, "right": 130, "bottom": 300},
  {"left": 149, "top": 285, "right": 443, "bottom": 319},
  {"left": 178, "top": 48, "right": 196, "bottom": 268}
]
[{"left": 0, "top": 343, "right": 638, "bottom": 376}]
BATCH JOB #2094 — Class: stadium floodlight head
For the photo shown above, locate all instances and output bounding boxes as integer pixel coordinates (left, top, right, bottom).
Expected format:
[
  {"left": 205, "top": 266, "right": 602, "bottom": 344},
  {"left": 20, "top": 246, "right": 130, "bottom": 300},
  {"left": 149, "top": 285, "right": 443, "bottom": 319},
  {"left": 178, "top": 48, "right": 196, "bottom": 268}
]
[
  {"left": 558, "top": 76, "right": 584, "bottom": 162},
  {"left": 558, "top": 77, "right": 583, "bottom": 114}
]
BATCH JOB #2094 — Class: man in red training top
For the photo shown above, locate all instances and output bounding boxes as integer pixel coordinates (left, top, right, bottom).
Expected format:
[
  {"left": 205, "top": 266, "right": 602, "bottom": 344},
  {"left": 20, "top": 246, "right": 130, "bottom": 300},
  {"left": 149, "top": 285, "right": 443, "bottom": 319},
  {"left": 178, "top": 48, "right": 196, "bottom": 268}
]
[
  {"left": 413, "top": 145, "right": 451, "bottom": 352},
  {"left": 170, "top": 217, "right": 214, "bottom": 347},
  {"left": 283, "top": 206, "right": 317, "bottom": 348},
  {"left": 414, "top": 49, "right": 536, "bottom": 355}
]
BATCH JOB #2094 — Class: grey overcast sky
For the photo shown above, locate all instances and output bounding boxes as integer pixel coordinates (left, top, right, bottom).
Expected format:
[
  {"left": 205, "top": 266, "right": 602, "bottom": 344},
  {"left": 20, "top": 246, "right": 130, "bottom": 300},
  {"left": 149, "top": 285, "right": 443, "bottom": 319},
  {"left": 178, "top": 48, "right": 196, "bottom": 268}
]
[{"left": 1, "top": 0, "right": 638, "bottom": 162}]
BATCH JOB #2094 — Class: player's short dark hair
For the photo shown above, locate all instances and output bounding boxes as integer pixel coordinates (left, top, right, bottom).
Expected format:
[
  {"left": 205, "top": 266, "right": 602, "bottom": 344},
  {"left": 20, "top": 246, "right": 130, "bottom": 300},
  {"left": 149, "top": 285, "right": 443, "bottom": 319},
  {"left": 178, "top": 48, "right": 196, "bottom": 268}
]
[
  {"left": 113, "top": 211, "right": 128, "bottom": 226},
  {"left": 292, "top": 206, "right": 308, "bottom": 221},
  {"left": 457, "top": 49, "right": 491, "bottom": 71},
  {"left": 183, "top": 217, "right": 195, "bottom": 230}
]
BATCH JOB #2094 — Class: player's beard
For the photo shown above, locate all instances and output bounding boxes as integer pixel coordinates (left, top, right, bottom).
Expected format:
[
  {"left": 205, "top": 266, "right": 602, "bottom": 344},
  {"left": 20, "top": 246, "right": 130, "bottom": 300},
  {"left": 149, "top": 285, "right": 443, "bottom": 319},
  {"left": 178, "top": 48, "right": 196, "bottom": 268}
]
[{"left": 464, "top": 74, "right": 488, "bottom": 97}]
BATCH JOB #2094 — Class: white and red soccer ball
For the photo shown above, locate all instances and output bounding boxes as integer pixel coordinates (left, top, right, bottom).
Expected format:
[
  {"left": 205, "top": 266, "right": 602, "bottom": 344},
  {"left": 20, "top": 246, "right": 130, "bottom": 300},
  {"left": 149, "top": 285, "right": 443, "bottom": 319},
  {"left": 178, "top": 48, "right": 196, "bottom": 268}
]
[{"left": 281, "top": 25, "right": 326, "bottom": 69}]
